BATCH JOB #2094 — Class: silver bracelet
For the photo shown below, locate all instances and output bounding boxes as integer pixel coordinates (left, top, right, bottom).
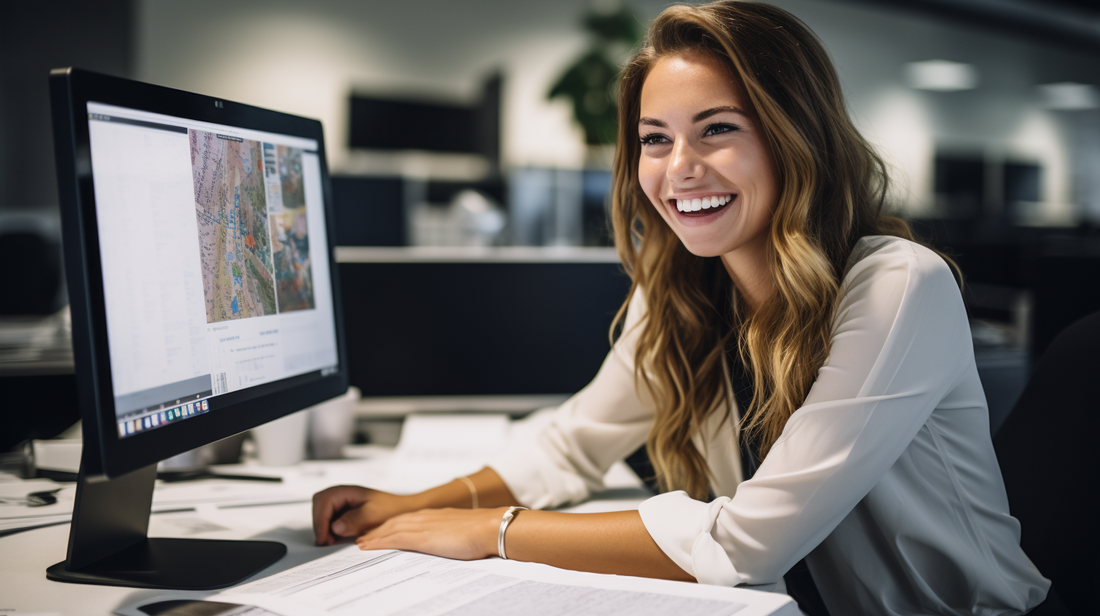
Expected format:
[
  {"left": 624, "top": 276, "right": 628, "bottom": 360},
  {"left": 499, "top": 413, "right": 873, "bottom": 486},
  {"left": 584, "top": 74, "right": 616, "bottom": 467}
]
[{"left": 497, "top": 506, "right": 528, "bottom": 559}]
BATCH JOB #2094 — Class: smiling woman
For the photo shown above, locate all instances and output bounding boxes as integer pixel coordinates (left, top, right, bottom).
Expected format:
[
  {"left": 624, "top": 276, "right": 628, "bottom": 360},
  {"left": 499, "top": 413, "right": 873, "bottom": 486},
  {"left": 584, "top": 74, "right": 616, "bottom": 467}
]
[
  {"left": 635, "top": 51, "right": 778, "bottom": 304},
  {"left": 312, "top": 3, "right": 1051, "bottom": 615}
]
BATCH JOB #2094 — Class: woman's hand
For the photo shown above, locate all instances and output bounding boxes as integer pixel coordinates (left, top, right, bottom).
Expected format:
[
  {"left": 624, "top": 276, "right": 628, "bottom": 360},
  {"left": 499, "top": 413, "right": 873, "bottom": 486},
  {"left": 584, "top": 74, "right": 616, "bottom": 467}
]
[
  {"left": 312, "top": 485, "right": 417, "bottom": 546},
  {"left": 355, "top": 507, "right": 504, "bottom": 561}
]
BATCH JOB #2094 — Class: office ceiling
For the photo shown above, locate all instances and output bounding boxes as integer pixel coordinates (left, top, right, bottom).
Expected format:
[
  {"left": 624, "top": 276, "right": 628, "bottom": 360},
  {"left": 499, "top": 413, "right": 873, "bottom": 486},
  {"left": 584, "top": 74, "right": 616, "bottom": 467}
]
[
  {"left": 836, "top": 0, "right": 1100, "bottom": 54},
  {"left": 1032, "top": 0, "right": 1100, "bottom": 15}
]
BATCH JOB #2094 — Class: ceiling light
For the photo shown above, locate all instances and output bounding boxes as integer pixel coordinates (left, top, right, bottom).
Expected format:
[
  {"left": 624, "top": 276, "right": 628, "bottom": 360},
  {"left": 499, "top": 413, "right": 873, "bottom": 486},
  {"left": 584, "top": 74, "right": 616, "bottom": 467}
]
[
  {"left": 903, "top": 60, "right": 978, "bottom": 92},
  {"left": 1038, "top": 82, "right": 1100, "bottom": 110}
]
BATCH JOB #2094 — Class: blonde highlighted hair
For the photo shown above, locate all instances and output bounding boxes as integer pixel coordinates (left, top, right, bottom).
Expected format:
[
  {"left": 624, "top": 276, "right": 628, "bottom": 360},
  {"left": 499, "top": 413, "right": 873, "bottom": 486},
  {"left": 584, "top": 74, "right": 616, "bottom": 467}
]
[{"left": 611, "top": 1, "right": 920, "bottom": 499}]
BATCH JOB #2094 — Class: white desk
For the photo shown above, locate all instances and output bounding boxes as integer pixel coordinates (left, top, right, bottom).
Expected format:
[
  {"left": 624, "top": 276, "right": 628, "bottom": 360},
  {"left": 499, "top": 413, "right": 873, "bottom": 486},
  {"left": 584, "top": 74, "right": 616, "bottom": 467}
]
[
  {"left": 0, "top": 445, "right": 655, "bottom": 615},
  {"left": 0, "top": 444, "right": 798, "bottom": 616}
]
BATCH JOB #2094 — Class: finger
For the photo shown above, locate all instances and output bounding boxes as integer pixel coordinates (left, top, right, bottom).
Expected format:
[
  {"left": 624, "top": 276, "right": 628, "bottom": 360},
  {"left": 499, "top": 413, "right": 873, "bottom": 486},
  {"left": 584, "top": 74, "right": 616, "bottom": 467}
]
[
  {"left": 312, "top": 490, "right": 338, "bottom": 546},
  {"left": 313, "top": 488, "right": 350, "bottom": 545},
  {"left": 312, "top": 486, "right": 368, "bottom": 545},
  {"left": 331, "top": 502, "right": 378, "bottom": 538},
  {"left": 357, "top": 530, "right": 421, "bottom": 553}
]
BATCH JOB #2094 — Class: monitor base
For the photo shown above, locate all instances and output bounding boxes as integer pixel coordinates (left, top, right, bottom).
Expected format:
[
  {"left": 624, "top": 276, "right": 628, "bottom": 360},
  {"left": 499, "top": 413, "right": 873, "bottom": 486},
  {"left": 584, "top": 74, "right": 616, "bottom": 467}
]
[{"left": 47, "top": 537, "right": 286, "bottom": 590}]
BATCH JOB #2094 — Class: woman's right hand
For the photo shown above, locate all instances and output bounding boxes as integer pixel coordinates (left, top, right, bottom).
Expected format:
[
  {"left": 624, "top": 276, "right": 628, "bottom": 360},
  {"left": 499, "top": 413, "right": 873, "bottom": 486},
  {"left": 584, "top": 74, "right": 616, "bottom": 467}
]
[{"left": 312, "top": 485, "right": 415, "bottom": 546}]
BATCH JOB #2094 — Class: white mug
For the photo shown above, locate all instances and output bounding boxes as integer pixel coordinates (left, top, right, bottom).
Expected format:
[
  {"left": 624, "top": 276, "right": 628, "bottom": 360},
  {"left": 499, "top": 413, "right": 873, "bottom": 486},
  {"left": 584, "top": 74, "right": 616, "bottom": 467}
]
[
  {"left": 308, "top": 387, "right": 359, "bottom": 459},
  {"left": 251, "top": 410, "right": 310, "bottom": 466}
]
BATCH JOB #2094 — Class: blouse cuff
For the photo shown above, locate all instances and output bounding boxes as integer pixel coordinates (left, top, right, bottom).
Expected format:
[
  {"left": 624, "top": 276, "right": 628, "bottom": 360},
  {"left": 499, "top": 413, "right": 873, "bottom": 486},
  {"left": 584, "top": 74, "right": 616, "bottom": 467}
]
[
  {"left": 488, "top": 430, "right": 594, "bottom": 510},
  {"left": 638, "top": 491, "right": 743, "bottom": 587}
]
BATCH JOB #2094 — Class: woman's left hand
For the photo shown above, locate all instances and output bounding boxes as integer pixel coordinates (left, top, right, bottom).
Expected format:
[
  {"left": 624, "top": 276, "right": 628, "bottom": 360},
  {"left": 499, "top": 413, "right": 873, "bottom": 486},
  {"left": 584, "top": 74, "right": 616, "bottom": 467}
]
[{"left": 355, "top": 506, "right": 505, "bottom": 561}]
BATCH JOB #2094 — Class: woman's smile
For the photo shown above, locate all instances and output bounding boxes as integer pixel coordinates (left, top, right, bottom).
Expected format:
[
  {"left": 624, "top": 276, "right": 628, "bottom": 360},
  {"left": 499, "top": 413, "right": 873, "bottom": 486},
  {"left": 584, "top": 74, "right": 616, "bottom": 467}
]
[{"left": 668, "top": 193, "right": 737, "bottom": 226}]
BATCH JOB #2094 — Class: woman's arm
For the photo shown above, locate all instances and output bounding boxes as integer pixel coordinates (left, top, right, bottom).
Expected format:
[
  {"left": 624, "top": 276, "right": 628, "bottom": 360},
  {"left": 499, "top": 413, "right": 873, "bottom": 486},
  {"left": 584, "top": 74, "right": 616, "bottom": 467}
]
[
  {"left": 353, "top": 482, "right": 694, "bottom": 582},
  {"left": 498, "top": 508, "right": 695, "bottom": 581},
  {"left": 315, "top": 465, "right": 692, "bottom": 581}
]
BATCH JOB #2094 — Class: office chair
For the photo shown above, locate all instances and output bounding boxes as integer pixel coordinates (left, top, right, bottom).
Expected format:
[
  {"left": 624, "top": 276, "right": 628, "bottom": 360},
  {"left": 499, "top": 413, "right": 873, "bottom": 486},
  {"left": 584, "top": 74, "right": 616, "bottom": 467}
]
[
  {"left": 993, "top": 310, "right": 1100, "bottom": 616},
  {"left": 1029, "top": 253, "right": 1100, "bottom": 365}
]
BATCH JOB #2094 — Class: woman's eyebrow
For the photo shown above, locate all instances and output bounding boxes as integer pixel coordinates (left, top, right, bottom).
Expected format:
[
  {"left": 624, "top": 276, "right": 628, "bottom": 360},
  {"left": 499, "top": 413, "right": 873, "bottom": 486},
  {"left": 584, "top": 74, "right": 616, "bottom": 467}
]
[
  {"left": 692, "top": 105, "right": 746, "bottom": 123},
  {"left": 638, "top": 106, "right": 747, "bottom": 129}
]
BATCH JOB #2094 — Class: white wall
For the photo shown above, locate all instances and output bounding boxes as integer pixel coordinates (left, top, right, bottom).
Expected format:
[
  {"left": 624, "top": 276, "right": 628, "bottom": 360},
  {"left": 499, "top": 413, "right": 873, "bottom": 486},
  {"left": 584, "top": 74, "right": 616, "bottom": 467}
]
[
  {"left": 136, "top": 0, "right": 1100, "bottom": 219},
  {"left": 135, "top": 0, "right": 666, "bottom": 175}
]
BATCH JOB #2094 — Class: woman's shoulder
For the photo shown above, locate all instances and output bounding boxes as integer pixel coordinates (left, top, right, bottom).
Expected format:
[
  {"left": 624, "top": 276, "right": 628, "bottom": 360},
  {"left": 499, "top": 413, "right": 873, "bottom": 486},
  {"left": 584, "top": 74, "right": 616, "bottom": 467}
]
[
  {"left": 846, "top": 234, "right": 944, "bottom": 266},
  {"left": 845, "top": 235, "right": 953, "bottom": 280},
  {"left": 839, "top": 235, "right": 959, "bottom": 305}
]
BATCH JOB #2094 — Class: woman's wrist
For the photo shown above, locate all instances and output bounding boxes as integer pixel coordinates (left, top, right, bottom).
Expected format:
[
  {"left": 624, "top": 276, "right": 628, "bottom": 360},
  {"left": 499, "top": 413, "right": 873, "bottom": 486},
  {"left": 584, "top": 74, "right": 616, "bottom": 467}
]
[
  {"left": 407, "top": 478, "right": 475, "bottom": 512},
  {"left": 486, "top": 506, "right": 511, "bottom": 558}
]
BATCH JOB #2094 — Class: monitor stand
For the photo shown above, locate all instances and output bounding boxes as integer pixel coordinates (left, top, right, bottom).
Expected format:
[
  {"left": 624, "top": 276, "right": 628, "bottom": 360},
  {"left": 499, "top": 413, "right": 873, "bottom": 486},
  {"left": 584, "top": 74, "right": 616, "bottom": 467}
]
[{"left": 46, "top": 462, "right": 286, "bottom": 590}]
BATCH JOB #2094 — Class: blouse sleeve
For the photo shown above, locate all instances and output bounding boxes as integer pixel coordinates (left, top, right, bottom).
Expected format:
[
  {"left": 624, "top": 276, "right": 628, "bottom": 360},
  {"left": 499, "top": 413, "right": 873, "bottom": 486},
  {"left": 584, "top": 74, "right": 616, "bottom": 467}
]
[
  {"left": 639, "top": 239, "right": 973, "bottom": 586},
  {"left": 487, "top": 289, "right": 655, "bottom": 510}
]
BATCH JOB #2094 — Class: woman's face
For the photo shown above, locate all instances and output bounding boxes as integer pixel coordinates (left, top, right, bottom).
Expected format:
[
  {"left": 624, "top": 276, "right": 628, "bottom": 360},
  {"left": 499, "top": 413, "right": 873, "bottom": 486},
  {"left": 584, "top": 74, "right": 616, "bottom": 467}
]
[{"left": 637, "top": 51, "right": 777, "bottom": 260}]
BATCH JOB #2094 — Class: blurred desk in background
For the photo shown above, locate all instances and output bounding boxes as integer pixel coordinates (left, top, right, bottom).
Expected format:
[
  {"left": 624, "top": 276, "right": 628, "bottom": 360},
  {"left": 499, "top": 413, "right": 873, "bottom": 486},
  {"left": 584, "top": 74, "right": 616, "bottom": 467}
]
[{"left": 0, "top": 310, "right": 80, "bottom": 451}]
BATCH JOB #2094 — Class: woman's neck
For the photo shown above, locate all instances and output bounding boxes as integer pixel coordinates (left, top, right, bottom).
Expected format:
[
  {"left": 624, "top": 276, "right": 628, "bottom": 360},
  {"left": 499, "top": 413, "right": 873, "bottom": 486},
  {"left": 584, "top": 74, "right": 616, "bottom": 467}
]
[{"left": 720, "top": 243, "right": 773, "bottom": 312}]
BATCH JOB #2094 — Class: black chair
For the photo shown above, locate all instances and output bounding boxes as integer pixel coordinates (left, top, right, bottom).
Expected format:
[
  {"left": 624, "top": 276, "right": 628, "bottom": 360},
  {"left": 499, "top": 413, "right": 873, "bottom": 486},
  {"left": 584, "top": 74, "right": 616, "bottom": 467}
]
[
  {"left": 993, "top": 310, "right": 1100, "bottom": 616},
  {"left": 1029, "top": 254, "right": 1100, "bottom": 364}
]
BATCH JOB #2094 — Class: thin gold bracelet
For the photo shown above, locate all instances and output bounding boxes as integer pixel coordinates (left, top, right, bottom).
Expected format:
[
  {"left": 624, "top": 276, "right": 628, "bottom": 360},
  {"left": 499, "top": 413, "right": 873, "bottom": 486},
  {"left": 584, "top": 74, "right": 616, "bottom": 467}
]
[{"left": 457, "top": 476, "right": 478, "bottom": 509}]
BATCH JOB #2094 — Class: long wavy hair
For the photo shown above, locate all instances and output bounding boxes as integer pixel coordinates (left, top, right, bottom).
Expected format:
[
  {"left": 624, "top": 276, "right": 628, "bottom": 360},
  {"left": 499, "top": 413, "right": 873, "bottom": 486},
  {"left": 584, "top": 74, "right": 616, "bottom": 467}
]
[{"left": 611, "top": 1, "right": 919, "bottom": 499}]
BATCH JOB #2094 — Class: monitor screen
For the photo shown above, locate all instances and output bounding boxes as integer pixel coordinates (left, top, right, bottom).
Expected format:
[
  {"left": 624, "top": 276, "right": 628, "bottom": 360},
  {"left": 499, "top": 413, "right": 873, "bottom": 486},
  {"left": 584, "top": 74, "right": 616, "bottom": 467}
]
[
  {"left": 49, "top": 67, "right": 347, "bottom": 589},
  {"left": 51, "top": 68, "right": 347, "bottom": 480},
  {"left": 85, "top": 102, "right": 339, "bottom": 440}
]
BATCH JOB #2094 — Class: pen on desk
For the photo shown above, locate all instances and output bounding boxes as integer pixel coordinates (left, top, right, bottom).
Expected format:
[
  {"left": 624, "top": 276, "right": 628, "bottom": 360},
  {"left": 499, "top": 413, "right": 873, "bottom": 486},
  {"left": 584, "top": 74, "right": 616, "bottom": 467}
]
[
  {"left": 156, "top": 469, "right": 283, "bottom": 483},
  {"left": 0, "top": 487, "right": 63, "bottom": 507}
]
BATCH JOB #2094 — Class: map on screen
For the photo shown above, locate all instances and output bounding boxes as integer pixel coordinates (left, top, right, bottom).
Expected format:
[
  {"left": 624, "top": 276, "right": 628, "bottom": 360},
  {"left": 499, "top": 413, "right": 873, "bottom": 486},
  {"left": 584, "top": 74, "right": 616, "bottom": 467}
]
[
  {"left": 266, "top": 144, "right": 315, "bottom": 313},
  {"left": 189, "top": 131, "right": 315, "bottom": 322},
  {"left": 190, "top": 129, "right": 277, "bottom": 322}
]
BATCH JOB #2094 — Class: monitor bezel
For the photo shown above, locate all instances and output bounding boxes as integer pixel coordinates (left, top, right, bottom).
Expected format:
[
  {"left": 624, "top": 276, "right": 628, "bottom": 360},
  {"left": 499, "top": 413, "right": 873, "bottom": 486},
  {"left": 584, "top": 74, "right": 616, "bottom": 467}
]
[{"left": 51, "top": 67, "right": 349, "bottom": 479}]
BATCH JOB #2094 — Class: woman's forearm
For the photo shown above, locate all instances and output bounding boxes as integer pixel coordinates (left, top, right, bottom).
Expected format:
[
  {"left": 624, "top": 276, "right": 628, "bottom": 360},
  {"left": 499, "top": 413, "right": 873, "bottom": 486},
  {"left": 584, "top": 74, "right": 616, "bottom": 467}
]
[
  {"left": 444, "top": 469, "right": 692, "bottom": 581},
  {"left": 408, "top": 466, "right": 522, "bottom": 510},
  {"left": 504, "top": 509, "right": 695, "bottom": 582},
  {"left": 356, "top": 467, "right": 693, "bottom": 582}
]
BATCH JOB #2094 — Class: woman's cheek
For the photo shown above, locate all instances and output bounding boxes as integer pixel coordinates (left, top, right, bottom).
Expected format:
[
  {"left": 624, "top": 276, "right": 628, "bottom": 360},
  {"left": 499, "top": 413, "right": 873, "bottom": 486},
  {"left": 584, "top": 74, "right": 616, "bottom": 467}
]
[{"left": 638, "top": 162, "right": 664, "bottom": 208}]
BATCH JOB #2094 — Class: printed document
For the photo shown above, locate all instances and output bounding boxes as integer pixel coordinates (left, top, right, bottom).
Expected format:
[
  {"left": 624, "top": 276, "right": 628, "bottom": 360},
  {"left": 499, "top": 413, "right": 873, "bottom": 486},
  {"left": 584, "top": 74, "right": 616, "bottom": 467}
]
[{"left": 119, "top": 547, "right": 798, "bottom": 616}]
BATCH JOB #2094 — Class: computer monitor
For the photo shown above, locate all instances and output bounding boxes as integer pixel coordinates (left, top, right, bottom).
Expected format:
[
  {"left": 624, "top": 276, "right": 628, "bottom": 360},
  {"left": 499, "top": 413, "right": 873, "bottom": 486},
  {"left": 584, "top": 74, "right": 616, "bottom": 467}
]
[
  {"left": 337, "top": 247, "right": 631, "bottom": 413},
  {"left": 47, "top": 68, "right": 347, "bottom": 589}
]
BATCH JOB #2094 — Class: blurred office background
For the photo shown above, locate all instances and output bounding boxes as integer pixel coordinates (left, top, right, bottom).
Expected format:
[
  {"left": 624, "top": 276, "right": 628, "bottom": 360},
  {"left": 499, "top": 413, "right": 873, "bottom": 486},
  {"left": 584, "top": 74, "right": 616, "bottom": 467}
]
[{"left": 3, "top": 0, "right": 1100, "bottom": 440}]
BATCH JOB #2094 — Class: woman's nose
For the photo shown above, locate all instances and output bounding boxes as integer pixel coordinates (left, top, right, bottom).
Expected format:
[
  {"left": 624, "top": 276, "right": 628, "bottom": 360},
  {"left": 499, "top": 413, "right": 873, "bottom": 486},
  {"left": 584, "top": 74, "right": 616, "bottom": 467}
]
[{"left": 667, "top": 139, "right": 704, "bottom": 183}]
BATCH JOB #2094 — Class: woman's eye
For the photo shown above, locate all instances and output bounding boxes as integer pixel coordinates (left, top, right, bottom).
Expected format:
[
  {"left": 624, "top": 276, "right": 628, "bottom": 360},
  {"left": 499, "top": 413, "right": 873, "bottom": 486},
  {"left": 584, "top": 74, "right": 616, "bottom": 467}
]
[
  {"left": 704, "top": 123, "right": 739, "bottom": 137},
  {"left": 639, "top": 133, "right": 669, "bottom": 146}
]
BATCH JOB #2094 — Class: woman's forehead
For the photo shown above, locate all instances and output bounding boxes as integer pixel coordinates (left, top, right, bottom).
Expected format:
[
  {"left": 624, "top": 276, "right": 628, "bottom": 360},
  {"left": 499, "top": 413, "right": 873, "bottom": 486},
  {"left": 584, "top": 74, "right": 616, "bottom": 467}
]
[{"left": 639, "top": 51, "right": 747, "bottom": 119}]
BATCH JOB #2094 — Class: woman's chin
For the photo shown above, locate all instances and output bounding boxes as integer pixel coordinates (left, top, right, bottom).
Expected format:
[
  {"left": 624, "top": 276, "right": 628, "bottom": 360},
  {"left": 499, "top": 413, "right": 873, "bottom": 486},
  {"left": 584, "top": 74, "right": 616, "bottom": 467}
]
[
  {"left": 667, "top": 230, "right": 731, "bottom": 258},
  {"left": 678, "top": 242, "right": 727, "bottom": 259}
]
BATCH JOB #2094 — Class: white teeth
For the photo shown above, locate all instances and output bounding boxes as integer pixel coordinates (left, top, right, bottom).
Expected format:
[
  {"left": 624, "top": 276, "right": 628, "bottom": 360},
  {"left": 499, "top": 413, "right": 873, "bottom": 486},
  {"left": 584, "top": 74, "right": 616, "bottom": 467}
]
[{"left": 674, "top": 195, "right": 733, "bottom": 213}]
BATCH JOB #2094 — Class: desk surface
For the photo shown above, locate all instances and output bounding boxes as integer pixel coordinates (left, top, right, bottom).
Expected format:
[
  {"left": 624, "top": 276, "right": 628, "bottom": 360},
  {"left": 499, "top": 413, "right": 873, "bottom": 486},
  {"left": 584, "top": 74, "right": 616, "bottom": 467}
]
[{"left": 0, "top": 446, "right": 658, "bottom": 616}]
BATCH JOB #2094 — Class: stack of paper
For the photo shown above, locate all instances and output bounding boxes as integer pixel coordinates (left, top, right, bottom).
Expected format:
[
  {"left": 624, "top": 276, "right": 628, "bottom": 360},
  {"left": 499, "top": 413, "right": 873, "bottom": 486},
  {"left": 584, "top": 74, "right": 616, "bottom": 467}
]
[{"left": 117, "top": 548, "right": 799, "bottom": 616}]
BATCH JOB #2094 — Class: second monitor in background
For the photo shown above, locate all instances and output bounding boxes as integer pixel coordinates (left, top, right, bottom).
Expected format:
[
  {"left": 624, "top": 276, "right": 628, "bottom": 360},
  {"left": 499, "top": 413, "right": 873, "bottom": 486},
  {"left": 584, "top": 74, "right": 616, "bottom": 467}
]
[{"left": 338, "top": 246, "right": 630, "bottom": 413}]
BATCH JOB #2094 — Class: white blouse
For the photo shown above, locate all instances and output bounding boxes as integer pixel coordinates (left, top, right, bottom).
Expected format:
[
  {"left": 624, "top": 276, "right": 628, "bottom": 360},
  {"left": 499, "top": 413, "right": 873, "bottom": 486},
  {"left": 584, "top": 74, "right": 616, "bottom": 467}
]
[{"left": 489, "top": 236, "right": 1049, "bottom": 615}]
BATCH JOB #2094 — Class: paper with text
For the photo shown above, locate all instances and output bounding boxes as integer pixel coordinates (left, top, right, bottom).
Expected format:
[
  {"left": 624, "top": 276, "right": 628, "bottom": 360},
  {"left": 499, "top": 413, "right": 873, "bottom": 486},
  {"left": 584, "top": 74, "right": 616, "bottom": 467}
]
[{"left": 202, "top": 548, "right": 798, "bottom": 616}]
